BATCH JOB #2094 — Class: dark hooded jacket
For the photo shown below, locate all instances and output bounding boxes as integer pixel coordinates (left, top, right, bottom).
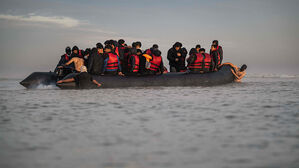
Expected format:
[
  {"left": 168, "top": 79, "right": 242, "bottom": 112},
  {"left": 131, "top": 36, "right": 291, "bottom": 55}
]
[
  {"left": 167, "top": 45, "right": 187, "bottom": 71},
  {"left": 55, "top": 53, "right": 71, "bottom": 72},
  {"left": 88, "top": 48, "right": 106, "bottom": 75}
]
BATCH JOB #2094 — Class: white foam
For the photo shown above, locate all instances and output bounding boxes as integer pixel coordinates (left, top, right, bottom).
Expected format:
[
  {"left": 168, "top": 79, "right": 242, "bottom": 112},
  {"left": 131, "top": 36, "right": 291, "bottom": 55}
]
[{"left": 36, "top": 83, "right": 59, "bottom": 90}]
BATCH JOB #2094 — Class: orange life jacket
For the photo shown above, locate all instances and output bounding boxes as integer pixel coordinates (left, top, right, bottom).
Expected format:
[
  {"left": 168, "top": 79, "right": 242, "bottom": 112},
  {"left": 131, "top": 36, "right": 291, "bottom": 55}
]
[
  {"left": 106, "top": 53, "right": 119, "bottom": 71},
  {"left": 149, "top": 55, "right": 162, "bottom": 72},
  {"left": 188, "top": 53, "right": 212, "bottom": 71},
  {"left": 128, "top": 54, "right": 140, "bottom": 72}
]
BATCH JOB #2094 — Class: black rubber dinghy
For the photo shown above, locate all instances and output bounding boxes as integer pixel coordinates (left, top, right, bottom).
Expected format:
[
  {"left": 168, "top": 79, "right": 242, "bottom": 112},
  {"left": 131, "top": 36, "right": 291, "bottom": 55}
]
[
  {"left": 57, "top": 65, "right": 235, "bottom": 89},
  {"left": 20, "top": 65, "right": 237, "bottom": 89}
]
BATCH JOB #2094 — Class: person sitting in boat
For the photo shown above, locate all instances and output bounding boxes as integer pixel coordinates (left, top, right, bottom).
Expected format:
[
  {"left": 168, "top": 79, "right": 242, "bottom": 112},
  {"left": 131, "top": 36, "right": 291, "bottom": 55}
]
[
  {"left": 102, "top": 45, "right": 124, "bottom": 76},
  {"left": 187, "top": 48, "right": 214, "bottom": 73},
  {"left": 83, "top": 48, "right": 91, "bottom": 68},
  {"left": 219, "top": 63, "right": 247, "bottom": 82},
  {"left": 127, "top": 48, "right": 140, "bottom": 75},
  {"left": 167, "top": 42, "right": 187, "bottom": 72},
  {"left": 56, "top": 66, "right": 101, "bottom": 89},
  {"left": 63, "top": 53, "right": 85, "bottom": 73},
  {"left": 88, "top": 43, "right": 105, "bottom": 75},
  {"left": 118, "top": 39, "right": 126, "bottom": 71},
  {"left": 70, "top": 46, "right": 80, "bottom": 58},
  {"left": 146, "top": 49, "right": 165, "bottom": 75},
  {"left": 54, "top": 46, "right": 71, "bottom": 73},
  {"left": 210, "top": 40, "right": 223, "bottom": 71},
  {"left": 144, "top": 44, "right": 159, "bottom": 55}
]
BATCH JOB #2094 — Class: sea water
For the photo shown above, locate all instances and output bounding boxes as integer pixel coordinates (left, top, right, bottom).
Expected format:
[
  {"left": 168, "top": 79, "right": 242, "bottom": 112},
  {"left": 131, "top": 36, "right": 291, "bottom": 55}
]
[{"left": 0, "top": 76, "right": 298, "bottom": 168}]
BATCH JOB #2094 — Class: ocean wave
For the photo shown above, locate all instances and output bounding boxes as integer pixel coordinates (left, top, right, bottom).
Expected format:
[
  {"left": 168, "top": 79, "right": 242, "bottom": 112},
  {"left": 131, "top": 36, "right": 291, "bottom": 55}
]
[{"left": 246, "top": 74, "right": 299, "bottom": 78}]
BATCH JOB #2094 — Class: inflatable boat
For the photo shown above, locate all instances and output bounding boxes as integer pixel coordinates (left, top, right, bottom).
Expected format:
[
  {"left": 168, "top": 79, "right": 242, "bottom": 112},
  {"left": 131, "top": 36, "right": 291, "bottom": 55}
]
[{"left": 20, "top": 65, "right": 238, "bottom": 89}]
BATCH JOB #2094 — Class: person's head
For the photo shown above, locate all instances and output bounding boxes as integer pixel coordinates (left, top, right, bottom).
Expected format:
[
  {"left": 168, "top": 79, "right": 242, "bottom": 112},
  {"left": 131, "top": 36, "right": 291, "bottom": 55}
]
[
  {"left": 195, "top": 44, "right": 201, "bottom": 52},
  {"left": 80, "top": 66, "right": 87, "bottom": 73},
  {"left": 72, "top": 46, "right": 79, "bottom": 54},
  {"left": 152, "top": 49, "right": 161, "bottom": 56},
  {"left": 118, "top": 39, "right": 125, "bottom": 46},
  {"left": 135, "top": 41, "right": 142, "bottom": 49},
  {"left": 104, "top": 40, "right": 111, "bottom": 46},
  {"left": 189, "top": 48, "right": 197, "bottom": 55},
  {"left": 91, "top": 47, "right": 97, "bottom": 54},
  {"left": 104, "top": 45, "right": 113, "bottom": 53},
  {"left": 96, "top": 43, "right": 104, "bottom": 53},
  {"left": 132, "top": 42, "right": 137, "bottom": 48},
  {"left": 173, "top": 42, "right": 182, "bottom": 51},
  {"left": 152, "top": 44, "right": 159, "bottom": 49},
  {"left": 136, "top": 49, "right": 142, "bottom": 56},
  {"left": 240, "top": 64, "right": 247, "bottom": 72},
  {"left": 199, "top": 48, "right": 205, "bottom": 53},
  {"left": 109, "top": 40, "right": 115, "bottom": 49},
  {"left": 65, "top": 46, "right": 71, "bottom": 55},
  {"left": 212, "top": 40, "right": 218, "bottom": 46},
  {"left": 84, "top": 48, "right": 91, "bottom": 56}
]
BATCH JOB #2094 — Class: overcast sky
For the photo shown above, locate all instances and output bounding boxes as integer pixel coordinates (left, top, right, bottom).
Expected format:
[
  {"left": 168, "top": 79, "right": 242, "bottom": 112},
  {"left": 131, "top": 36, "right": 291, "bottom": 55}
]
[{"left": 0, "top": 0, "right": 298, "bottom": 78}]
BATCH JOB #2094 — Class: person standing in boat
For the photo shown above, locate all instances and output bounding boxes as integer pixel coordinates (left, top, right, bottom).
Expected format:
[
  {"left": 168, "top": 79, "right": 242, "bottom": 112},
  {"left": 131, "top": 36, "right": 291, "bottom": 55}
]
[
  {"left": 178, "top": 47, "right": 188, "bottom": 72},
  {"left": 56, "top": 66, "right": 101, "bottom": 89},
  {"left": 147, "top": 49, "right": 165, "bottom": 75},
  {"left": 102, "top": 45, "right": 124, "bottom": 76},
  {"left": 187, "top": 48, "right": 214, "bottom": 73},
  {"left": 167, "top": 42, "right": 186, "bottom": 72},
  {"left": 210, "top": 40, "right": 223, "bottom": 71},
  {"left": 54, "top": 46, "right": 71, "bottom": 73},
  {"left": 88, "top": 43, "right": 105, "bottom": 75}
]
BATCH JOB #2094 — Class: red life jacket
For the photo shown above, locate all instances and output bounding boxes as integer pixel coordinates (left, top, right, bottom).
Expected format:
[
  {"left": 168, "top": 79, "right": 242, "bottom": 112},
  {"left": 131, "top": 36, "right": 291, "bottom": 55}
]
[
  {"left": 78, "top": 50, "right": 83, "bottom": 57},
  {"left": 106, "top": 53, "right": 119, "bottom": 71},
  {"left": 64, "top": 54, "right": 69, "bottom": 61},
  {"left": 149, "top": 55, "right": 162, "bottom": 72},
  {"left": 188, "top": 53, "right": 212, "bottom": 71},
  {"left": 115, "top": 47, "right": 119, "bottom": 57},
  {"left": 211, "top": 46, "right": 221, "bottom": 65},
  {"left": 128, "top": 54, "right": 140, "bottom": 72}
]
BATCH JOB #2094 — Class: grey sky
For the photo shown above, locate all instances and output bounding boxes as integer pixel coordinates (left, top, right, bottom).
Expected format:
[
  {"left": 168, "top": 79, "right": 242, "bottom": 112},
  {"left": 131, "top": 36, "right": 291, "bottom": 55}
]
[{"left": 0, "top": 0, "right": 298, "bottom": 78}]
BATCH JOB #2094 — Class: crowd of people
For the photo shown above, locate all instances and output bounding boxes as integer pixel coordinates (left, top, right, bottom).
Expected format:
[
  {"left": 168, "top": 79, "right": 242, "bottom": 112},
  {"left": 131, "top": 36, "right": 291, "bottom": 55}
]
[
  {"left": 55, "top": 39, "right": 246, "bottom": 88},
  {"left": 55, "top": 39, "right": 224, "bottom": 77}
]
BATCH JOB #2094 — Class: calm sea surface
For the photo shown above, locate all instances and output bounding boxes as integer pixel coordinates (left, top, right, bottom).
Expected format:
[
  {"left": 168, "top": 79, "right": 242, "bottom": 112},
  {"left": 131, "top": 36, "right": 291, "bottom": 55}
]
[{"left": 0, "top": 75, "right": 298, "bottom": 168}]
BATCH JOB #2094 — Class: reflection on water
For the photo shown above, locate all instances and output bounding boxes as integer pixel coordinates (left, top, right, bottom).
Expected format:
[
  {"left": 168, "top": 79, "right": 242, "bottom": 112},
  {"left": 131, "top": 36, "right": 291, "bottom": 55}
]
[{"left": 0, "top": 77, "right": 298, "bottom": 168}]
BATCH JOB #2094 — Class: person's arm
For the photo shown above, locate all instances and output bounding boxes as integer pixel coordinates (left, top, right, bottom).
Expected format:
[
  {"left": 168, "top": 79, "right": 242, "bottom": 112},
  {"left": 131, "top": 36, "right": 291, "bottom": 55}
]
[
  {"left": 65, "top": 58, "right": 75, "bottom": 66},
  {"left": 56, "top": 78, "right": 75, "bottom": 84},
  {"left": 219, "top": 46, "right": 223, "bottom": 64},
  {"left": 102, "top": 57, "right": 108, "bottom": 73},
  {"left": 130, "top": 56, "right": 135, "bottom": 72},
  {"left": 210, "top": 58, "right": 215, "bottom": 72},
  {"left": 92, "top": 79, "right": 101, "bottom": 87},
  {"left": 88, "top": 54, "right": 94, "bottom": 72},
  {"left": 187, "top": 54, "right": 196, "bottom": 65},
  {"left": 117, "top": 56, "right": 122, "bottom": 72},
  {"left": 159, "top": 59, "right": 164, "bottom": 74}
]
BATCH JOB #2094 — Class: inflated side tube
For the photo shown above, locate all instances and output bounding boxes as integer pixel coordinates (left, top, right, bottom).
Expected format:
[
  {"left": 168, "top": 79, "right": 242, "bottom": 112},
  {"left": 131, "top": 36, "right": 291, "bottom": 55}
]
[
  {"left": 56, "top": 65, "right": 236, "bottom": 89},
  {"left": 20, "top": 72, "right": 57, "bottom": 89}
]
